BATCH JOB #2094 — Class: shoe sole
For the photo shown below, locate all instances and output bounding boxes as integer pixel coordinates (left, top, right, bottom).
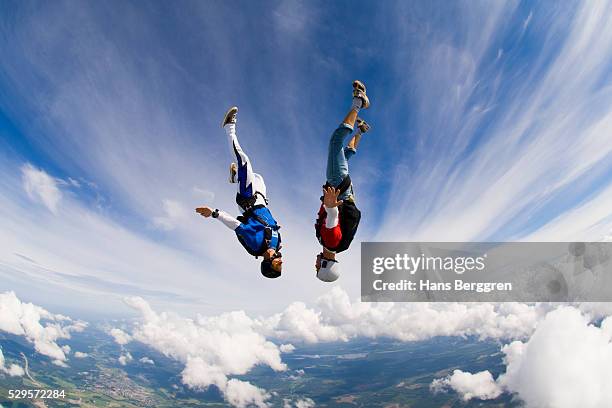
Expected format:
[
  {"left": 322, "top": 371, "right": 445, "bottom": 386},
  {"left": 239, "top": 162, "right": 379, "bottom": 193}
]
[
  {"left": 221, "top": 106, "right": 238, "bottom": 128},
  {"left": 353, "top": 80, "right": 366, "bottom": 93},
  {"left": 356, "top": 117, "right": 370, "bottom": 133}
]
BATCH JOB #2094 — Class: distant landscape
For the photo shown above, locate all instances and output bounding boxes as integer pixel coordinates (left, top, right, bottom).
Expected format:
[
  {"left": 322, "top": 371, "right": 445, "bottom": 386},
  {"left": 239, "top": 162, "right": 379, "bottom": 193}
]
[{"left": 1, "top": 326, "right": 520, "bottom": 407}]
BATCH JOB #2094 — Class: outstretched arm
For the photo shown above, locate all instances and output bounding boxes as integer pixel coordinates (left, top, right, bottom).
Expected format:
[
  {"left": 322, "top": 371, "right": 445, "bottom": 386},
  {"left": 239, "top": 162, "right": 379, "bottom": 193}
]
[{"left": 196, "top": 206, "right": 241, "bottom": 230}]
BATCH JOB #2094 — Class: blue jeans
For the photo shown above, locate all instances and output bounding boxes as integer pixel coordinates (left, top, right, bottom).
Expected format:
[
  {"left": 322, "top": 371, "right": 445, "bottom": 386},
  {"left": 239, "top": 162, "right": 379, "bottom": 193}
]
[{"left": 326, "top": 123, "right": 356, "bottom": 201}]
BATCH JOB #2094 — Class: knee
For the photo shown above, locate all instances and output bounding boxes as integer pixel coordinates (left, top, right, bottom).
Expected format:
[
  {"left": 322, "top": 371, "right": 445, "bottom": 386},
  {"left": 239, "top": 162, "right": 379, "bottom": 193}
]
[
  {"left": 339, "top": 122, "right": 354, "bottom": 132},
  {"left": 330, "top": 125, "right": 352, "bottom": 143}
]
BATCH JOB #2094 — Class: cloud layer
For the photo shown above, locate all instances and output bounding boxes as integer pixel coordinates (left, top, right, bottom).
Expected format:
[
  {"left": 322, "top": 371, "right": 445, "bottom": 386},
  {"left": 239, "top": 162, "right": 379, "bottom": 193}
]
[
  {"left": 258, "top": 287, "right": 545, "bottom": 343},
  {"left": 0, "top": 291, "right": 86, "bottom": 365},
  {"left": 114, "top": 286, "right": 612, "bottom": 406},
  {"left": 433, "top": 307, "right": 612, "bottom": 407},
  {"left": 117, "top": 295, "right": 287, "bottom": 407}
]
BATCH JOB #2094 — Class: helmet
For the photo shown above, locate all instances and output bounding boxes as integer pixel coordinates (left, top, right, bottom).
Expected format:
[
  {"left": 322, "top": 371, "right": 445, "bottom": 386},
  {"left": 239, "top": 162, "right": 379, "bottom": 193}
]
[
  {"left": 261, "top": 259, "right": 281, "bottom": 278},
  {"left": 316, "top": 257, "right": 340, "bottom": 282}
]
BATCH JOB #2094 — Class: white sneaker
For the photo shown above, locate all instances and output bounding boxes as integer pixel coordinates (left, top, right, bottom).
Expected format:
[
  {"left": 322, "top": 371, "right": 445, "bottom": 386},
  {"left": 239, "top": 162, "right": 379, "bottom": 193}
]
[
  {"left": 229, "top": 162, "right": 238, "bottom": 183},
  {"left": 352, "top": 80, "right": 370, "bottom": 109},
  {"left": 222, "top": 106, "right": 238, "bottom": 128}
]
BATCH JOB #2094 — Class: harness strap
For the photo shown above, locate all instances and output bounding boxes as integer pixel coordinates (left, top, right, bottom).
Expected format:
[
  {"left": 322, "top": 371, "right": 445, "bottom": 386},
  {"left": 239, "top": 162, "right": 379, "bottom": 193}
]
[
  {"left": 236, "top": 191, "right": 269, "bottom": 212},
  {"left": 237, "top": 205, "right": 281, "bottom": 253},
  {"left": 253, "top": 212, "right": 281, "bottom": 251}
]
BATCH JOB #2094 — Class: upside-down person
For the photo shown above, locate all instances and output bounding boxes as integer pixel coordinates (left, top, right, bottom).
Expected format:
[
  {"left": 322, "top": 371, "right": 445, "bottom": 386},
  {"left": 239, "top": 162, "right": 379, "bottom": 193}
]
[
  {"left": 315, "top": 80, "right": 371, "bottom": 282},
  {"left": 196, "top": 107, "right": 283, "bottom": 278}
]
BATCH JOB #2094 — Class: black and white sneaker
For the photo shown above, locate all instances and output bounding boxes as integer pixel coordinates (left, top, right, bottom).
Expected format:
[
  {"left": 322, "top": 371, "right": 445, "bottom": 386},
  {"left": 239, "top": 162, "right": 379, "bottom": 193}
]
[
  {"left": 352, "top": 80, "right": 370, "bottom": 109},
  {"left": 356, "top": 117, "right": 370, "bottom": 133},
  {"left": 221, "top": 106, "right": 238, "bottom": 127},
  {"left": 353, "top": 80, "right": 366, "bottom": 93}
]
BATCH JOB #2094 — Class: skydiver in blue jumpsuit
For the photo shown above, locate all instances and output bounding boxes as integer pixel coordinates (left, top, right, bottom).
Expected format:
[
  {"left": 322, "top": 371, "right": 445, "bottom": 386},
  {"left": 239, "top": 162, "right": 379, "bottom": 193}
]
[{"left": 196, "top": 107, "right": 283, "bottom": 278}]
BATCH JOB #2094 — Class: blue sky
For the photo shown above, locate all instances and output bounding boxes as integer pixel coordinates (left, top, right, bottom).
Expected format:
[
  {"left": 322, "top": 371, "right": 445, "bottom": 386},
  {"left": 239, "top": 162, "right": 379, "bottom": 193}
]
[{"left": 1, "top": 0, "right": 611, "bottom": 318}]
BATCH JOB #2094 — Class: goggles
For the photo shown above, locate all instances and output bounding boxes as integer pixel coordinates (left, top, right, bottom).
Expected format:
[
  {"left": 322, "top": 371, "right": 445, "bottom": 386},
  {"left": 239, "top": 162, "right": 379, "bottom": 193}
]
[{"left": 317, "top": 252, "right": 338, "bottom": 269}]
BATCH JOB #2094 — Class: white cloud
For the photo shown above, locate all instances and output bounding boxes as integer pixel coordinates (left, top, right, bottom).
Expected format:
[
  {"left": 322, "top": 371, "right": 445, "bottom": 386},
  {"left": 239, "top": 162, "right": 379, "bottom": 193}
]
[
  {"left": 431, "top": 369, "right": 501, "bottom": 401},
  {"left": 109, "top": 328, "right": 132, "bottom": 345},
  {"left": 0, "top": 349, "right": 25, "bottom": 377},
  {"left": 74, "top": 351, "right": 88, "bottom": 358},
  {"left": 0, "top": 291, "right": 86, "bottom": 365},
  {"left": 433, "top": 306, "right": 612, "bottom": 407},
  {"left": 21, "top": 164, "right": 62, "bottom": 214},
  {"left": 295, "top": 398, "right": 315, "bottom": 408},
  {"left": 118, "top": 352, "right": 133, "bottom": 366},
  {"left": 279, "top": 344, "right": 295, "bottom": 353},
  {"left": 122, "top": 296, "right": 286, "bottom": 407},
  {"left": 153, "top": 199, "right": 188, "bottom": 231},
  {"left": 139, "top": 356, "right": 154, "bottom": 364},
  {"left": 192, "top": 187, "right": 215, "bottom": 201},
  {"left": 283, "top": 397, "right": 315, "bottom": 408},
  {"left": 52, "top": 359, "right": 68, "bottom": 367},
  {"left": 225, "top": 379, "right": 270, "bottom": 408},
  {"left": 497, "top": 307, "right": 612, "bottom": 408},
  {"left": 259, "top": 287, "right": 544, "bottom": 343}
]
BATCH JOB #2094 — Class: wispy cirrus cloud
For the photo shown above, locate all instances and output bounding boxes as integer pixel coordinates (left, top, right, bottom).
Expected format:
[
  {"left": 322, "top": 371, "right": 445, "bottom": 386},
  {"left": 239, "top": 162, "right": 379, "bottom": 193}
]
[
  {"left": 0, "top": 1, "right": 611, "bottom": 317},
  {"left": 21, "top": 163, "right": 63, "bottom": 214},
  {"left": 0, "top": 1, "right": 338, "bottom": 313},
  {"left": 377, "top": 0, "right": 612, "bottom": 242}
]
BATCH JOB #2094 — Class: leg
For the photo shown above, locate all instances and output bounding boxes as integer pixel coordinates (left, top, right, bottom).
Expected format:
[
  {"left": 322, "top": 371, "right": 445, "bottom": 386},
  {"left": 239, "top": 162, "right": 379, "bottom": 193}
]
[
  {"left": 344, "top": 146, "right": 357, "bottom": 161},
  {"left": 326, "top": 122, "right": 353, "bottom": 187},
  {"left": 251, "top": 173, "right": 267, "bottom": 206},
  {"left": 225, "top": 123, "right": 256, "bottom": 199},
  {"left": 324, "top": 82, "right": 369, "bottom": 197},
  {"left": 344, "top": 118, "right": 369, "bottom": 160},
  {"left": 342, "top": 109, "right": 359, "bottom": 129},
  {"left": 326, "top": 103, "right": 362, "bottom": 184},
  {"left": 325, "top": 83, "right": 367, "bottom": 179}
]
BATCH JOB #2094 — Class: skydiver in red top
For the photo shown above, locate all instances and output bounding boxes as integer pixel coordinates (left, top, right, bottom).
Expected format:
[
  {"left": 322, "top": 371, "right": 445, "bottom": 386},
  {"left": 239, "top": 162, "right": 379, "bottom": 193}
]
[{"left": 315, "top": 80, "right": 371, "bottom": 282}]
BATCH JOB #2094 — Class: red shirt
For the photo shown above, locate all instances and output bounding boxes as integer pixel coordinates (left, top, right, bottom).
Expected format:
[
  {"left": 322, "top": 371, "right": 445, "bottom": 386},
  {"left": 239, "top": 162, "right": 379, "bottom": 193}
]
[{"left": 318, "top": 204, "right": 342, "bottom": 249}]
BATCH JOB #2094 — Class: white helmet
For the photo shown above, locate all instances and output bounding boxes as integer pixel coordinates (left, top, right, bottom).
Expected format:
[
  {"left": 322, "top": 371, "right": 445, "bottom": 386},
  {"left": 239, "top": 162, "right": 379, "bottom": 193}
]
[{"left": 317, "top": 258, "right": 340, "bottom": 282}]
